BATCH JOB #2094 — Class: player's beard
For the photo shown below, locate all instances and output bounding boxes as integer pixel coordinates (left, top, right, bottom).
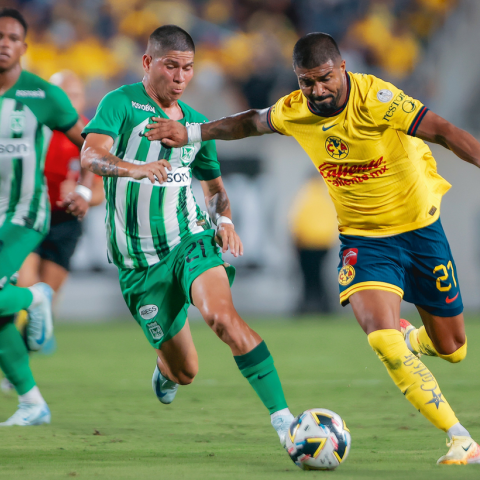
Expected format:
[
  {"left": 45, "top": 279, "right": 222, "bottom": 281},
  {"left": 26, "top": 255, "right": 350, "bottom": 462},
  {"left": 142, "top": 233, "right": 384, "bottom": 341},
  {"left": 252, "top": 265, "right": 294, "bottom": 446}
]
[{"left": 309, "top": 90, "right": 343, "bottom": 116}]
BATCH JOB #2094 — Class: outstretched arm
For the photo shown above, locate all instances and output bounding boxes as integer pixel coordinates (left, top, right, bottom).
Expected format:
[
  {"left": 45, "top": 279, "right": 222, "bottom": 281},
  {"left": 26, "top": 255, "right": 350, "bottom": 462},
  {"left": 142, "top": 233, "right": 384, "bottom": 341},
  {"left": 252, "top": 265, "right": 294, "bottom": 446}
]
[
  {"left": 145, "top": 108, "right": 275, "bottom": 148},
  {"left": 416, "top": 111, "right": 480, "bottom": 167},
  {"left": 81, "top": 133, "right": 173, "bottom": 183},
  {"left": 201, "top": 177, "right": 243, "bottom": 258}
]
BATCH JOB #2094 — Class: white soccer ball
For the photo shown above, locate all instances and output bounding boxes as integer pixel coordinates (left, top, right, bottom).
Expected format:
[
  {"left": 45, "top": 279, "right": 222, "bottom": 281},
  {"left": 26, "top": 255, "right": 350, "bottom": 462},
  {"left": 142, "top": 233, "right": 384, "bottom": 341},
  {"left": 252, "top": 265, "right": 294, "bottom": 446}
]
[{"left": 285, "top": 408, "right": 351, "bottom": 470}]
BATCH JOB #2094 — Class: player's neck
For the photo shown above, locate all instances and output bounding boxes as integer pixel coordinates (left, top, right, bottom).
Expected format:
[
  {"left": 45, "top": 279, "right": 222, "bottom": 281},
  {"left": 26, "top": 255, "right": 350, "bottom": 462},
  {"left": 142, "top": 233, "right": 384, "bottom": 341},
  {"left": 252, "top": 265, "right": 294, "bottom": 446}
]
[
  {"left": 0, "top": 63, "right": 22, "bottom": 96},
  {"left": 142, "top": 79, "right": 184, "bottom": 121}
]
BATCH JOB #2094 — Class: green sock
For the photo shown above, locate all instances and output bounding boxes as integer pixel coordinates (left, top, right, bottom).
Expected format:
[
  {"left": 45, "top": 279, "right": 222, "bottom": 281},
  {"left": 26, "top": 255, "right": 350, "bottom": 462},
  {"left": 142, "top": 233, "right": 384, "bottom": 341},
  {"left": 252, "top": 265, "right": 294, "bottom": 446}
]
[
  {"left": 234, "top": 341, "right": 288, "bottom": 414},
  {"left": 0, "top": 285, "right": 33, "bottom": 316},
  {"left": 0, "top": 319, "right": 36, "bottom": 395}
]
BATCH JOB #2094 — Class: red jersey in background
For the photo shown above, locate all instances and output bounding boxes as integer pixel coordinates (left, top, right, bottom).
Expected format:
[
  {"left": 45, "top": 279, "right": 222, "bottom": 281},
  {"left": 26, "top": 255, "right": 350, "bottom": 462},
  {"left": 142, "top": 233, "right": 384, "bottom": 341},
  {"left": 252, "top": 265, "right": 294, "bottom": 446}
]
[{"left": 44, "top": 114, "right": 91, "bottom": 211}]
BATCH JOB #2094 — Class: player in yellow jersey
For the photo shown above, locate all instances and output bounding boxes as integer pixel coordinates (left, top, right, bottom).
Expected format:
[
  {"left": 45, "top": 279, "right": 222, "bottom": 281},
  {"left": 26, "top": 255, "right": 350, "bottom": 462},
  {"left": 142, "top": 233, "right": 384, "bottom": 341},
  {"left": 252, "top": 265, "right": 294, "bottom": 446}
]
[{"left": 143, "top": 33, "right": 480, "bottom": 465}]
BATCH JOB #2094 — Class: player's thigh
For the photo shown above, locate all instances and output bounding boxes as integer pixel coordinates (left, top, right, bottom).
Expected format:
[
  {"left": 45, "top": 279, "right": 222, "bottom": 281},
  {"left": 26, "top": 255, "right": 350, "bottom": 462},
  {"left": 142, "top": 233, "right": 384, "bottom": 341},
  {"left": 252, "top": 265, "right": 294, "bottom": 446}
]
[
  {"left": 191, "top": 266, "right": 235, "bottom": 318},
  {"left": 416, "top": 306, "right": 465, "bottom": 355},
  {"left": 349, "top": 289, "right": 402, "bottom": 335},
  {"left": 155, "top": 318, "right": 198, "bottom": 378},
  {"left": 17, "top": 252, "right": 42, "bottom": 287}
]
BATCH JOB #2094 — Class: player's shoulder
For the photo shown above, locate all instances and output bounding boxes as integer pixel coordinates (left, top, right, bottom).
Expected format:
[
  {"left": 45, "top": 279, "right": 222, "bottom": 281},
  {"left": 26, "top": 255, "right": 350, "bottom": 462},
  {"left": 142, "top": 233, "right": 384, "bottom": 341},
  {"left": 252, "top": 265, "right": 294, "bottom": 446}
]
[
  {"left": 272, "top": 90, "right": 305, "bottom": 116},
  {"left": 14, "top": 70, "right": 62, "bottom": 100},
  {"left": 349, "top": 72, "right": 400, "bottom": 105},
  {"left": 178, "top": 100, "right": 209, "bottom": 123},
  {"left": 100, "top": 83, "right": 141, "bottom": 105}
]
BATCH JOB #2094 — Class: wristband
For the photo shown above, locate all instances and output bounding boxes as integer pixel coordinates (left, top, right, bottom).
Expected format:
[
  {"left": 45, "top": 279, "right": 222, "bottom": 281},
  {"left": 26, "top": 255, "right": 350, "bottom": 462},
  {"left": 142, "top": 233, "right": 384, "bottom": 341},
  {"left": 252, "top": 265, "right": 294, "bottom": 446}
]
[
  {"left": 75, "top": 185, "right": 92, "bottom": 203},
  {"left": 216, "top": 215, "right": 233, "bottom": 227},
  {"left": 187, "top": 123, "right": 202, "bottom": 144}
]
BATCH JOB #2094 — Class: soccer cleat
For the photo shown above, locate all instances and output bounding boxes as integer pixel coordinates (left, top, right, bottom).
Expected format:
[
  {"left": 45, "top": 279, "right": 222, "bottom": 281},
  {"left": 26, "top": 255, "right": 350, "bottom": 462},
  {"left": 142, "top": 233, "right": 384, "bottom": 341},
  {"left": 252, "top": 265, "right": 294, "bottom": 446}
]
[
  {"left": 399, "top": 319, "right": 421, "bottom": 358},
  {"left": 271, "top": 413, "right": 295, "bottom": 447},
  {"left": 26, "top": 283, "right": 54, "bottom": 351},
  {"left": 437, "top": 436, "right": 480, "bottom": 465},
  {"left": 152, "top": 365, "right": 178, "bottom": 404},
  {"left": 0, "top": 402, "right": 51, "bottom": 426}
]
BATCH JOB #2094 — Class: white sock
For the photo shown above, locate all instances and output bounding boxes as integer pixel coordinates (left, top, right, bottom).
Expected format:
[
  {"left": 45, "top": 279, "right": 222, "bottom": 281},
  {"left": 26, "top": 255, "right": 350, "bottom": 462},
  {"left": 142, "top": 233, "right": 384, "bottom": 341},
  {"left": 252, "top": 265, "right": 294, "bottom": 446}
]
[
  {"left": 19, "top": 386, "right": 45, "bottom": 405},
  {"left": 447, "top": 422, "right": 470, "bottom": 439},
  {"left": 270, "top": 408, "right": 293, "bottom": 421},
  {"left": 28, "top": 286, "right": 43, "bottom": 308}
]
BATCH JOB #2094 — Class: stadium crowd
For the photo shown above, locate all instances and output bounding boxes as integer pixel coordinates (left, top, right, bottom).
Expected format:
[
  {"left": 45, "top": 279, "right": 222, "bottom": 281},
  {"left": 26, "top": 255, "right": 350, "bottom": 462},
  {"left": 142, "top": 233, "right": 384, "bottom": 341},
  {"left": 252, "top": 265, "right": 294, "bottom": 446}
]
[{"left": 5, "top": 0, "right": 458, "bottom": 116}]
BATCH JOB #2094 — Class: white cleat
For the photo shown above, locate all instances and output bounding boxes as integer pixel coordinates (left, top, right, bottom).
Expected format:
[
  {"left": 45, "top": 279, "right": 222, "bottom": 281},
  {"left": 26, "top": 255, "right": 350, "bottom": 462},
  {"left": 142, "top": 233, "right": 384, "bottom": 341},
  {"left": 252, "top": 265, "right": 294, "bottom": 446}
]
[
  {"left": 437, "top": 435, "right": 480, "bottom": 465},
  {"left": 152, "top": 365, "right": 178, "bottom": 404},
  {"left": 27, "top": 283, "right": 53, "bottom": 351},
  {"left": 272, "top": 413, "right": 295, "bottom": 447},
  {"left": 0, "top": 402, "right": 51, "bottom": 426}
]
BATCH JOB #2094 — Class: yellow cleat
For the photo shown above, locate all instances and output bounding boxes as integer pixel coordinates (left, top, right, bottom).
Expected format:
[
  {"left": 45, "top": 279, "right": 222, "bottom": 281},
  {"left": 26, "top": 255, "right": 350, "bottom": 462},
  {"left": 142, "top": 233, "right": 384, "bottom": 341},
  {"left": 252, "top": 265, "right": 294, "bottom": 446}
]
[{"left": 437, "top": 436, "right": 480, "bottom": 465}]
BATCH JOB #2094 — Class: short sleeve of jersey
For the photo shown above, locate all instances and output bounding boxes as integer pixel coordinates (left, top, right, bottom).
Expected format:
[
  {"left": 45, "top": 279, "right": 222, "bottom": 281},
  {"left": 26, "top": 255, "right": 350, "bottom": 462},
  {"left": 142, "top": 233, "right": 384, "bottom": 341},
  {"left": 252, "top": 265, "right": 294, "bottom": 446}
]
[
  {"left": 44, "top": 84, "right": 78, "bottom": 132},
  {"left": 366, "top": 77, "right": 428, "bottom": 137},
  {"left": 191, "top": 139, "right": 221, "bottom": 181},
  {"left": 82, "top": 90, "right": 130, "bottom": 140},
  {"left": 267, "top": 94, "right": 294, "bottom": 136}
]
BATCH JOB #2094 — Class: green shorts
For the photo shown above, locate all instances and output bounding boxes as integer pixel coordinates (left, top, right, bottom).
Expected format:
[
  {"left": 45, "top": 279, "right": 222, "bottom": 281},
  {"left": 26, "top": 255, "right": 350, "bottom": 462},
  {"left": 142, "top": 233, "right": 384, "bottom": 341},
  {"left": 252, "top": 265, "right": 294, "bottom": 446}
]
[{"left": 118, "top": 230, "right": 235, "bottom": 349}]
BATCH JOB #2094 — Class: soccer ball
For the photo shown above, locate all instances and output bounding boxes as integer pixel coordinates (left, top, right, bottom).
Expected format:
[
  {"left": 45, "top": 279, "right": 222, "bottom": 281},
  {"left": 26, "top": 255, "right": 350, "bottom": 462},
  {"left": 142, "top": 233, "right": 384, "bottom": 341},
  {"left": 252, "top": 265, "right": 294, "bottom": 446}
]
[{"left": 285, "top": 408, "right": 351, "bottom": 470}]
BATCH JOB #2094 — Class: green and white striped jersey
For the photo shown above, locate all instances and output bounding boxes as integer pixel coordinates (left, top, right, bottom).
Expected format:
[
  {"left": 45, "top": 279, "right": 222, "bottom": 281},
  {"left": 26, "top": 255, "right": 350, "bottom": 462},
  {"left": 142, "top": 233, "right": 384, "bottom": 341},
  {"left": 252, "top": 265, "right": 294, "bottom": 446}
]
[
  {"left": 0, "top": 70, "right": 78, "bottom": 234},
  {"left": 83, "top": 82, "right": 221, "bottom": 269}
]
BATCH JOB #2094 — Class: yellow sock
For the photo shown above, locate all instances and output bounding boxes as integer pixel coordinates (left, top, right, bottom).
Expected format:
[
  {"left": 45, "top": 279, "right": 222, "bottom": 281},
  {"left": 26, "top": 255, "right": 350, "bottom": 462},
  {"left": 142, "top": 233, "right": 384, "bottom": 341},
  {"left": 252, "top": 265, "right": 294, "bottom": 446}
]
[
  {"left": 409, "top": 326, "right": 467, "bottom": 363},
  {"left": 368, "top": 329, "right": 458, "bottom": 432}
]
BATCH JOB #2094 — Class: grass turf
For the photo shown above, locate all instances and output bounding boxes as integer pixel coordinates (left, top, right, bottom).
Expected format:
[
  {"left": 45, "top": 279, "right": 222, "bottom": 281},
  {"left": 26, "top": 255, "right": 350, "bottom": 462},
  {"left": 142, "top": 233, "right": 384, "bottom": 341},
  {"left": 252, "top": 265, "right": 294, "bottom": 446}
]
[{"left": 1, "top": 315, "right": 480, "bottom": 480}]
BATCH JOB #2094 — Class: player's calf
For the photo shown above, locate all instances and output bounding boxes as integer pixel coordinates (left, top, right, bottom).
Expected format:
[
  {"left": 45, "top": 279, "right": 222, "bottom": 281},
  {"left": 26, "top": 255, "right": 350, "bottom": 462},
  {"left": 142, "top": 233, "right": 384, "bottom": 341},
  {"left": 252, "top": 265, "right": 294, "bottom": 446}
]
[{"left": 401, "top": 319, "right": 467, "bottom": 363}]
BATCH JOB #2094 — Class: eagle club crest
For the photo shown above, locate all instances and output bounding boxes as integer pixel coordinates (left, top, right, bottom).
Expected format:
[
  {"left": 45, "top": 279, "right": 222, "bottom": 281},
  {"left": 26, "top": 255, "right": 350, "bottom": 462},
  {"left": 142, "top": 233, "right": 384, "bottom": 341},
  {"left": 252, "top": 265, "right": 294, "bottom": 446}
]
[
  {"left": 325, "top": 136, "right": 349, "bottom": 160},
  {"left": 338, "top": 248, "right": 358, "bottom": 286}
]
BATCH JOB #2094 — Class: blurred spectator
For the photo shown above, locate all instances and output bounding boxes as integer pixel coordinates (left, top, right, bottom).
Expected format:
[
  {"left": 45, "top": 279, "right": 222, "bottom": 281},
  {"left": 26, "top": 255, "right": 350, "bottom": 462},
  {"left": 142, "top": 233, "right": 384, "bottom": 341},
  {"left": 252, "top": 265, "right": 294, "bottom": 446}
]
[
  {"left": 289, "top": 177, "right": 338, "bottom": 314},
  {"left": 3, "top": 0, "right": 458, "bottom": 112}
]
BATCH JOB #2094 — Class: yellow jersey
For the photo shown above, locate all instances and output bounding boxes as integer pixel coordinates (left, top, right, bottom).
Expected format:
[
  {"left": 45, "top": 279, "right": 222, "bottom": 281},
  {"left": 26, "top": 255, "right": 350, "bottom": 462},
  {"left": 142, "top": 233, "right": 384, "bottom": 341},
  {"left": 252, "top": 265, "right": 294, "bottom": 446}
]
[{"left": 267, "top": 72, "right": 451, "bottom": 237}]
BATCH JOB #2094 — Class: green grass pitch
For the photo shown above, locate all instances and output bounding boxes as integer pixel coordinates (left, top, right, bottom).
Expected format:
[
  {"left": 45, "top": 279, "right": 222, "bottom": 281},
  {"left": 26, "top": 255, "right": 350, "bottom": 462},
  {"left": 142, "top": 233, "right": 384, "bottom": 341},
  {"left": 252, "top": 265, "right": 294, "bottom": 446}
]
[{"left": 1, "top": 315, "right": 480, "bottom": 480}]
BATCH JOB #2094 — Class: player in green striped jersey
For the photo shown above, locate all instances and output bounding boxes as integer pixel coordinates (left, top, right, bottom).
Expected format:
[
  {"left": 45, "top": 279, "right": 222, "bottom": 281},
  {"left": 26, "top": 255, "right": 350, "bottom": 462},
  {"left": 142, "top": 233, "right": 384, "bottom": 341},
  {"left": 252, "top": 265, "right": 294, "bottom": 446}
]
[
  {"left": 81, "top": 25, "right": 294, "bottom": 445},
  {"left": 0, "top": 9, "right": 93, "bottom": 426}
]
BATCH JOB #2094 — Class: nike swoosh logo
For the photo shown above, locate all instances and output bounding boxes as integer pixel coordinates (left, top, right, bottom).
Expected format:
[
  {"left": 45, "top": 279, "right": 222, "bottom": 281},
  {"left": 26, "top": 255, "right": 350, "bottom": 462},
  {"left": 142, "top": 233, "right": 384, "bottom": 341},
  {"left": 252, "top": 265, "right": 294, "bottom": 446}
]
[
  {"left": 463, "top": 443, "right": 473, "bottom": 452},
  {"left": 189, "top": 266, "right": 198, "bottom": 272},
  {"left": 156, "top": 377, "right": 168, "bottom": 398},
  {"left": 322, "top": 124, "right": 338, "bottom": 131},
  {"left": 139, "top": 132, "right": 146, "bottom": 137},
  {"left": 446, "top": 293, "right": 459, "bottom": 304},
  {"left": 37, "top": 325, "right": 45, "bottom": 345},
  {"left": 258, "top": 371, "right": 273, "bottom": 380}
]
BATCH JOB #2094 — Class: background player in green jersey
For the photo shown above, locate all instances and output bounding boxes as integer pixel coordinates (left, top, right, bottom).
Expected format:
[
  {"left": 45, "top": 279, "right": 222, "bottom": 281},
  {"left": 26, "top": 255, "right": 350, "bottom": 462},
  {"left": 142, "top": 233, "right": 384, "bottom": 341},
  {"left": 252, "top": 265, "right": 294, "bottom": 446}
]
[
  {"left": 0, "top": 9, "right": 93, "bottom": 426},
  {"left": 81, "top": 25, "right": 294, "bottom": 446}
]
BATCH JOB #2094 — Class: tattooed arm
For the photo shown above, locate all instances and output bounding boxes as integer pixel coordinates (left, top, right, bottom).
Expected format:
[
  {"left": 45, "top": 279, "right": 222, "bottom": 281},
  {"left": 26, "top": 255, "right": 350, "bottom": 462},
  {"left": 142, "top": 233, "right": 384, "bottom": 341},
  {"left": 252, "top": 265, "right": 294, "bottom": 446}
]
[
  {"left": 144, "top": 108, "right": 275, "bottom": 147},
  {"left": 201, "top": 177, "right": 243, "bottom": 257},
  {"left": 81, "top": 133, "right": 172, "bottom": 183}
]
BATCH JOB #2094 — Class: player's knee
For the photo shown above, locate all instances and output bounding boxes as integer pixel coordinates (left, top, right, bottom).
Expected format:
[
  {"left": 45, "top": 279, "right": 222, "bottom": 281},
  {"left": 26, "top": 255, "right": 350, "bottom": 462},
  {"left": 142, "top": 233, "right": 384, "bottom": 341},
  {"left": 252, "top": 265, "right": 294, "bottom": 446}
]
[
  {"left": 172, "top": 361, "right": 198, "bottom": 385},
  {"left": 205, "top": 310, "right": 237, "bottom": 344}
]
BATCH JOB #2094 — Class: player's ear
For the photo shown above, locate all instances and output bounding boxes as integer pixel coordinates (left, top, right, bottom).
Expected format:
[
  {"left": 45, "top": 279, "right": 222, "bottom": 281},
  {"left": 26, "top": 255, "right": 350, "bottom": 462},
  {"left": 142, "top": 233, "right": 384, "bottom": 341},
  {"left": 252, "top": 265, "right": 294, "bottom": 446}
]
[{"left": 142, "top": 54, "right": 152, "bottom": 72}]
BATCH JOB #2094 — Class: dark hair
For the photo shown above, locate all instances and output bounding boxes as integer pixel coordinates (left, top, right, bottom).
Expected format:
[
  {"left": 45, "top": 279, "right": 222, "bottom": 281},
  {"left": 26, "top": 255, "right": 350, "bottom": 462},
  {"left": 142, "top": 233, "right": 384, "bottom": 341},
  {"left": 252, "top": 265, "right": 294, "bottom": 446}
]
[
  {"left": 147, "top": 25, "right": 195, "bottom": 57},
  {"left": 0, "top": 8, "right": 28, "bottom": 37},
  {"left": 293, "top": 33, "right": 341, "bottom": 69}
]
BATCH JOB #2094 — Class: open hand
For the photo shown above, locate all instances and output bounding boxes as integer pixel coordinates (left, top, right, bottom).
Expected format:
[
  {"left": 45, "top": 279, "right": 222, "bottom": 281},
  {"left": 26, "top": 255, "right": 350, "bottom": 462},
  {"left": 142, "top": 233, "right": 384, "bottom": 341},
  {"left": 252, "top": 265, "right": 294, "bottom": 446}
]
[
  {"left": 215, "top": 224, "right": 243, "bottom": 258},
  {"left": 145, "top": 118, "right": 188, "bottom": 147},
  {"left": 129, "top": 159, "right": 172, "bottom": 184}
]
